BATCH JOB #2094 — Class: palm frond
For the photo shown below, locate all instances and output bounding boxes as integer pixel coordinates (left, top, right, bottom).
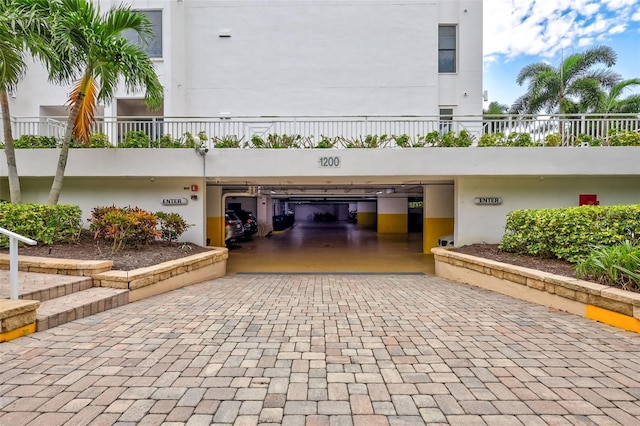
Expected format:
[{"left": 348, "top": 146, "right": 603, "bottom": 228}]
[{"left": 68, "top": 72, "right": 97, "bottom": 144}]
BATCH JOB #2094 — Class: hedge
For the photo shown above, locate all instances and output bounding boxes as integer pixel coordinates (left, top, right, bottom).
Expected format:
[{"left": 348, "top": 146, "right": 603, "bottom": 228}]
[
  {"left": 0, "top": 203, "right": 82, "bottom": 246},
  {"left": 499, "top": 204, "right": 640, "bottom": 263}
]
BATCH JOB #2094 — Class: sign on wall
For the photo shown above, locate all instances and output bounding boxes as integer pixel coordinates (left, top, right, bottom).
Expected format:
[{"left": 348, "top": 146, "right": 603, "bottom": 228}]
[
  {"left": 162, "top": 198, "right": 189, "bottom": 206},
  {"left": 474, "top": 197, "right": 502, "bottom": 205}
]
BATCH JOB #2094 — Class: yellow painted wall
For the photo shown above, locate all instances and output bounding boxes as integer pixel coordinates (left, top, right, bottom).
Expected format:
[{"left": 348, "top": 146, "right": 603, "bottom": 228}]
[
  {"left": 424, "top": 217, "right": 454, "bottom": 254},
  {"left": 357, "top": 212, "right": 377, "bottom": 228},
  {"left": 586, "top": 305, "right": 640, "bottom": 333},
  {"left": 377, "top": 214, "right": 407, "bottom": 234},
  {"left": 207, "top": 216, "right": 224, "bottom": 247}
]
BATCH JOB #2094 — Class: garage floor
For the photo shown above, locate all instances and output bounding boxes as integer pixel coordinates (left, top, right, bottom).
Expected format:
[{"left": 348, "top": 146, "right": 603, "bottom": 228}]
[{"left": 226, "top": 221, "right": 435, "bottom": 274}]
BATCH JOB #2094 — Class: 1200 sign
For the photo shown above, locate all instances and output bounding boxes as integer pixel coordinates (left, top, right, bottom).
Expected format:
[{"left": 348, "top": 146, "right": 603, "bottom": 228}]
[{"left": 319, "top": 156, "right": 341, "bottom": 168}]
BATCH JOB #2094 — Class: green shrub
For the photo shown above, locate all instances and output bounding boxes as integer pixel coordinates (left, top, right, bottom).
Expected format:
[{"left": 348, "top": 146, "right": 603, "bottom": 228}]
[
  {"left": 121, "top": 130, "right": 151, "bottom": 148},
  {"left": 478, "top": 132, "right": 506, "bottom": 147},
  {"left": 70, "top": 132, "right": 113, "bottom": 148},
  {"left": 212, "top": 135, "right": 245, "bottom": 148},
  {"left": 315, "top": 136, "right": 337, "bottom": 149},
  {"left": 575, "top": 241, "right": 640, "bottom": 290},
  {"left": 500, "top": 205, "right": 640, "bottom": 262},
  {"left": 154, "top": 134, "right": 182, "bottom": 148},
  {"left": 89, "top": 205, "right": 160, "bottom": 253},
  {"left": 89, "top": 206, "right": 191, "bottom": 252},
  {"left": 156, "top": 211, "right": 192, "bottom": 242},
  {"left": 607, "top": 129, "right": 640, "bottom": 146},
  {"left": 340, "top": 134, "right": 390, "bottom": 148},
  {"left": 0, "top": 203, "right": 82, "bottom": 246},
  {"left": 12, "top": 135, "right": 59, "bottom": 148},
  {"left": 506, "top": 132, "right": 535, "bottom": 147},
  {"left": 544, "top": 133, "right": 562, "bottom": 147}
]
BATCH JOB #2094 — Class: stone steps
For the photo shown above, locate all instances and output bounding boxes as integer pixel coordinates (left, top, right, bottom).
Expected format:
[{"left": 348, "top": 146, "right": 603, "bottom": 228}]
[
  {"left": 36, "top": 287, "right": 128, "bottom": 332},
  {"left": 1, "top": 270, "right": 129, "bottom": 333}
]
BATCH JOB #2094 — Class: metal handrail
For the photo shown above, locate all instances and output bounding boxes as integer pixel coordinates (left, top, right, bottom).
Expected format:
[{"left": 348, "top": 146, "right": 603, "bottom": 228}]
[{"left": 0, "top": 227, "right": 37, "bottom": 300}]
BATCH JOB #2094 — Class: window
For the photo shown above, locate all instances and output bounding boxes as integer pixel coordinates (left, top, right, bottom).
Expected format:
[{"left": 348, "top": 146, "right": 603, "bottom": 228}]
[
  {"left": 439, "top": 108, "right": 453, "bottom": 133},
  {"left": 438, "top": 26, "right": 456, "bottom": 73},
  {"left": 123, "top": 10, "right": 162, "bottom": 58}
]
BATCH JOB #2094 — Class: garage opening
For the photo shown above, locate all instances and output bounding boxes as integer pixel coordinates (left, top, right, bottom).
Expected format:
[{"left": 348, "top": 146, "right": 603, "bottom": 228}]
[{"left": 213, "top": 184, "right": 439, "bottom": 274}]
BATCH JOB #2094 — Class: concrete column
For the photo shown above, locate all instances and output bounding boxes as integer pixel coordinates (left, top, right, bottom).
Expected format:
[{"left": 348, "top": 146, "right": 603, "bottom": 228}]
[
  {"left": 356, "top": 201, "right": 376, "bottom": 228},
  {"left": 206, "top": 186, "right": 223, "bottom": 247},
  {"left": 377, "top": 197, "right": 408, "bottom": 234},
  {"left": 423, "top": 184, "right": 454, "bottom": 253}
]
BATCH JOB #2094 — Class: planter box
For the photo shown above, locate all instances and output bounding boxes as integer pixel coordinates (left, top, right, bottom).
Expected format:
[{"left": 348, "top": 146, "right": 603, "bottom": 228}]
[
  {"left": 94, "top": 249, "right": 228, "bottom": 302},
  {"left": 432, "top": 247, "right": 640, "bottom": 334}
]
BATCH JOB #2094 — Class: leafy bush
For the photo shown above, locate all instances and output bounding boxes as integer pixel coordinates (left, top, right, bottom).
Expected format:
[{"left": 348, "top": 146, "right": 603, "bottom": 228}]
[
  {"left": 576, "top": 241, "right": 640, "bottom": 290},
  {"left": 89, "top": 206, "right": 160, "bottom": 253},
  {"left": 607, "top": 129, "right": 640, "bottom": 146},
  {"left": 315, "top": 136, "right": 337, "bottom": 149},
  {"left": 70, "top": 132, "right": 113, "bottom": 148},
  {"left": 340, "top": 134, "right": 390, "bottom": 148},
  {"left": 156, "top": 211, "right": 193, "bottom": 242},
  {"left": 544, "top": 133, "right": 562, "bottom": 147},
  {"left": 89, "top": 206, "right": 191, "bottom": 252},
  {"left": 500, "top": 205, "right": 640, "bottom": 262},
  {"left": 212, "top": 135, "right": 245, "bottom": 148},
  {"left": 120, "top": 131, "right": 151, "bottom": 148},
  {"left": 478, "top": 132, "right": 505, "bottom": 147},
  {"left": 12, "top": 135, "right": 59, "bottom": 148},
  {"left": 0, "top": 203, "right": 82, "bottom": 246}
]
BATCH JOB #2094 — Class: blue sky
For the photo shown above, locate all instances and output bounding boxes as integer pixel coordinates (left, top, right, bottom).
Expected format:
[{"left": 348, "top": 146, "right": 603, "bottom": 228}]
[{"left": 483, "top": 0, "right": 640, "bottom": 108}]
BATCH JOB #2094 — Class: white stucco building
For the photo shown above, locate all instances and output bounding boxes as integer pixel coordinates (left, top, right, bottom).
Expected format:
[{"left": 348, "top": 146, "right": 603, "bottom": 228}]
[{"left": 3, "top": 0, "right": 640, "bottom": 253}]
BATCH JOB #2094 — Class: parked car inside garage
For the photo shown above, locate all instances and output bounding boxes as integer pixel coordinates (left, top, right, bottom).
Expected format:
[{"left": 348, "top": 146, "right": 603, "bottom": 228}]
[
  {"left": 225, "top": 210, "right": 245, "bottom": 246},
  {"left": 235, "top": 210, "right": 258, "bottom": 239}
]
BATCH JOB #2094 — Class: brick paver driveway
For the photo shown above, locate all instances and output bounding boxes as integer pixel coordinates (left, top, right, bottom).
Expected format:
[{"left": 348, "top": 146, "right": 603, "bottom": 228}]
[{"left": 1, "top": 274, "right": 640, "bottom": 425}]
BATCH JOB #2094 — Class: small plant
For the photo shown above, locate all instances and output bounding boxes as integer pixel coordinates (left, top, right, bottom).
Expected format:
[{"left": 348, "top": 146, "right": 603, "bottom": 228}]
[
  {"left": 10, "top": 134, "right": 59, "bottom": 148},
  {"left": 89, "top": 205, "right": 161, "bottom": 253},
  {"left": 88, "top": 132, "right": 112, "bottom": 148},
  {"left": 212, "top": 135, "right": 245, "bottom": 148},
  {"left": 156, "top": 211, "right": 193, "bottom": 242},
  {"left": 121, "top": 130, "right": 151, "bottom": 148},
  {"left": 607, "top": 129, "right": 640, "bottom": 146},
  {"left": 391, "top": 134, "right": 425, "bottom": 148},
  {"left": 576, "top": 241, "right": 640, "bottom": 290},
  {"left": 506, "top": 132, "right": 534, "bottom": 147},
  {"left": 340, "top": 134, "right": 390, "bottom": 148},
  {"left": 315, "top": 135, "right": 337, "bottom": 149},
  {"left": 544, "top": 133, "right": 562, "bottom": 147}
]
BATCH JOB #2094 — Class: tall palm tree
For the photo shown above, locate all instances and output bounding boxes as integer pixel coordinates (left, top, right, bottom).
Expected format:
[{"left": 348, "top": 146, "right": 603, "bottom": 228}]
[
  {"left": 0, "top": 12, "right": 26, "bottom": 203},
  {"left": 42, "top": 0, "right": 163, "bottom": 204},
  {"left": 510, "top": 46, "right": 620, "bottom": 115}
]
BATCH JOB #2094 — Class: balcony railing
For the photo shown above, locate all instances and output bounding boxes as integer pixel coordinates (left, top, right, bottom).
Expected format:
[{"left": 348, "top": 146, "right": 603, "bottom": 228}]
[{"left": 7, "top": 114, "right": 640, "bottom": 148}]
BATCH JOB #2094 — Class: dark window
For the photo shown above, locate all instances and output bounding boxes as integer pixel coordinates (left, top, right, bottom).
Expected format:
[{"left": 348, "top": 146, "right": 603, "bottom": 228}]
[
  {"left": 124, "top": 10, "right": 162, "bottom": 58},
  {"left": 438, "top": 26, "right": 456, "bottom": 73}
]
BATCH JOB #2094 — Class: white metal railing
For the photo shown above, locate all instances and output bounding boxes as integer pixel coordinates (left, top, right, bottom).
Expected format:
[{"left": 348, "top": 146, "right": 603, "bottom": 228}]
[
  {"left": 8, "top": 114, "right": 640, "bottom": 148},
  {"left": 0, "top": 227, "right": 37, "bottom": 300}
]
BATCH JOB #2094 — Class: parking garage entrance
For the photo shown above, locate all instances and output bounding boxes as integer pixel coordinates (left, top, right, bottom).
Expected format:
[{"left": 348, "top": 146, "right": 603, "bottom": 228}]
[{"left": 210, "top": 183, "right": 451, "bottom": 274}]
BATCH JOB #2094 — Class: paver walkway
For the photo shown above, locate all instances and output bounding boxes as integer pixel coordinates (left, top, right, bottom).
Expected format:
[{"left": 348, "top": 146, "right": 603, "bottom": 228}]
[{"left": 1, "top": 273, "right": 639, "bottom": 425}]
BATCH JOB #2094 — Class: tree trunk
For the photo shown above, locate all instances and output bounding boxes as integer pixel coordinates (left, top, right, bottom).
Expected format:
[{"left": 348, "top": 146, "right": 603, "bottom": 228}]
[
  {"left": 0, "top": 90, "right": 21, "bottom": 203},
  {"left": 47, "top": 94, "right": 83, "bottom": 205}
]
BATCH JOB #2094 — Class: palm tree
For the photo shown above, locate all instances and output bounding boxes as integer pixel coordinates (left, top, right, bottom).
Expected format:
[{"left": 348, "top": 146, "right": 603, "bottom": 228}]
[
  {"left": 598, "top": 78, "right": 640, "bottom": 113},
  {"left": 0, "top": 12, "right": 26, "bottom": 203},
  {"left": 483, "top": 101, "right": 508, "bottom": 133},
  {"left": 0, "top": 0, "right": 54, "bottom": 203},
  {"left": 41, "top": 0, "right": 163, "bottom": 204},
  {"left": 510, "top": 46, "right": 620, "bottom": 115}
]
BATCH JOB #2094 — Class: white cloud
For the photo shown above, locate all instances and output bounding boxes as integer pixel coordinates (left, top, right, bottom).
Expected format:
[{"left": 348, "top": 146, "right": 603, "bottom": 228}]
[{"left": 484, "top": 0, "right": 640, "bottom": 60}]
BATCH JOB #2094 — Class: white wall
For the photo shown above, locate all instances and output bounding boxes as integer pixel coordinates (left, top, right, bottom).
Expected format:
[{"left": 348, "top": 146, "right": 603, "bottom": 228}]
[
  {"left": 11, "top": 177, "right": 207, "bottom": 245},
  {"left": 4, "top": 0, "right": 482, "bottom": 123},
  {"left": 456, "top": 176, "right": 640, "bottom": 246}
]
